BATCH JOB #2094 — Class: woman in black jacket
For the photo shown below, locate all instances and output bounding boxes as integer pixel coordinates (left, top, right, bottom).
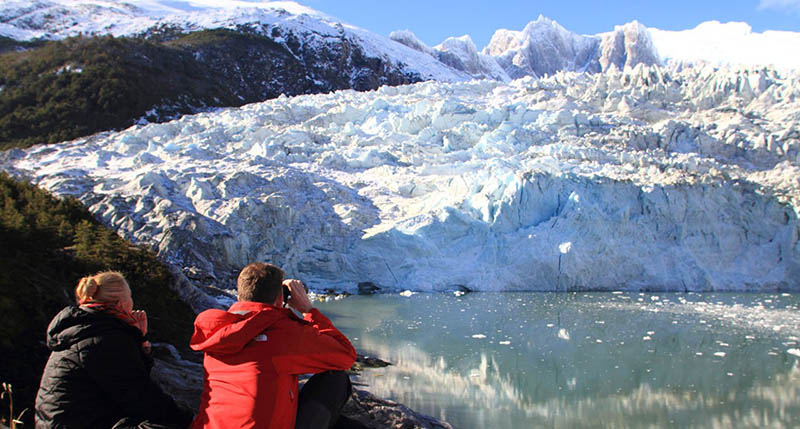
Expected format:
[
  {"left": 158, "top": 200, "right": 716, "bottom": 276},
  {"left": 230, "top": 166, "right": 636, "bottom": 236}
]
[{"left": 34, "top": 271, "right": 193, "bottom": 428}]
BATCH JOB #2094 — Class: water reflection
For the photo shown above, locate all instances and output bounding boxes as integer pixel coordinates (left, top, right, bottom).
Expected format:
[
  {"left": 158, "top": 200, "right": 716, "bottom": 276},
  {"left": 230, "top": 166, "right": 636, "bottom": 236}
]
[{"left": 318, "top": 293, "right": 800, "bottom": 428}]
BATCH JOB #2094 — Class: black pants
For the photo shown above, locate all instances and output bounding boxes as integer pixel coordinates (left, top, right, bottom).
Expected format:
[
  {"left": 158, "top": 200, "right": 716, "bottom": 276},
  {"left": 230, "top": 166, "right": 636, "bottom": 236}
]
[{"left": 295, "top": 371, "right": 353, "bottom": 429}]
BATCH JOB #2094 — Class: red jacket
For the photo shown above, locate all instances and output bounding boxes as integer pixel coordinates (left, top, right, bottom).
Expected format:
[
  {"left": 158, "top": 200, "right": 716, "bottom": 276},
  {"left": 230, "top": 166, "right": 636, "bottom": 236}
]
[{"left": 189, "top": 301, "right": 357, "bottom": 429}]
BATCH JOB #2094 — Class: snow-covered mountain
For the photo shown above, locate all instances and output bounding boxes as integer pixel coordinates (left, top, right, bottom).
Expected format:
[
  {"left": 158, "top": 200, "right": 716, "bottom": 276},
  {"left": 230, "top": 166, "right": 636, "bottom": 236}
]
[
  {"left": 390, "top": 30, "right": 511, "bottom": 81},
  {"left": 3, "top": 65, "right": 799, "bottom": 292},
  {"left": 395, "top": 17, "right": 798, "bottom": 79},
  {"left": 649, "top": 21, "right": 800, "bottom": 71},
  {"left": 0, "top": 0, "right": 469, "bottom": 82},
  {"left": 2, "top": 0, "right": 798, "bottom": 84}
]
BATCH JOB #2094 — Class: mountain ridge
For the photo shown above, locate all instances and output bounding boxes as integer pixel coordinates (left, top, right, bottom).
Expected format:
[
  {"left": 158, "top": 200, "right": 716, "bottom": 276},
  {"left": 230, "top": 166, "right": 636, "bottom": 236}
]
[
  {"left": 1, "top": 0, "right": 797, "bottom": 151},
  {"left": 4, "top": 1, "right": 799, "bottom": 81}
]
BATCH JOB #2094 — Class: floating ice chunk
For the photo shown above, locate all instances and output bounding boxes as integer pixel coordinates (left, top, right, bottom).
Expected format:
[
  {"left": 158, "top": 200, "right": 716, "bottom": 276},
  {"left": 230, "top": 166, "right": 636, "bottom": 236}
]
[
  {"left": 558, "top": 329, "right": 570, "bottom": 340},
  {"left": 788, "top": 349, "right": 800, "bottom": 357},
  {"left": 399, "top": 290, "right": 416, "bottom": 297},
  {"left": 471, "top": 334, "right": 487, "bottom": 339},
  {"left": 559, "top": 242, "right": 572, "bottom": 254}
]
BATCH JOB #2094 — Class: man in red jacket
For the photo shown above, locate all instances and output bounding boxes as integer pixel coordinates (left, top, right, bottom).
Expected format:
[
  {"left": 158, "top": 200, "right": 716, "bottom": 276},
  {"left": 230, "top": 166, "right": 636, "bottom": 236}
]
[{"left": 190, "top": 262, "right": 357, "bottom": 429}]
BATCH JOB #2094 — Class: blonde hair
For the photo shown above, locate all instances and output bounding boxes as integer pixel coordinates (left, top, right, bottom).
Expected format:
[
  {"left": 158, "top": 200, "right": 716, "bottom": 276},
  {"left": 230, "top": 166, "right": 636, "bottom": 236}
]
[{"left": 75, "top": 271, "right": 129, "bottom": 304}]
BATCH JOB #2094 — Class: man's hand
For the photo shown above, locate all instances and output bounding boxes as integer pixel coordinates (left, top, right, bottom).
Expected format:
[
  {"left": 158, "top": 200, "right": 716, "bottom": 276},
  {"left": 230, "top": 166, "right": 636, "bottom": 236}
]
[{"left": 283, "top": 279, "right": 313, "bottom": 314}]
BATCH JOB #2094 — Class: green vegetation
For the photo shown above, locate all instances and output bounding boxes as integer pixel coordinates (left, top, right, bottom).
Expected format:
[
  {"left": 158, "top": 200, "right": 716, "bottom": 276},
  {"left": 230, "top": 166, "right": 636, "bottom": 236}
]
[
  {"left": 0, "top": 36, "right": 44, "bottom": 54},
  {"left": 0, "top": 30, "right": 304, "bottom": 150},
  {"left": 0, "top": 27, "right": 419, "bottom": 151},
  {"left": 0, "top": 172, "right": 196, "bottom": 426},
  {"left": 0, "top": 35, "right": 204, "bottom": 149}
]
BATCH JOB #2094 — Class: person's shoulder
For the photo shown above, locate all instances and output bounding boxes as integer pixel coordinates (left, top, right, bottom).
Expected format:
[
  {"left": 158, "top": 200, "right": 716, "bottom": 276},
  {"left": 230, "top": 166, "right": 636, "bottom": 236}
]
[{"left": 270, "top": 310, "right": 313, "bottom": 332}]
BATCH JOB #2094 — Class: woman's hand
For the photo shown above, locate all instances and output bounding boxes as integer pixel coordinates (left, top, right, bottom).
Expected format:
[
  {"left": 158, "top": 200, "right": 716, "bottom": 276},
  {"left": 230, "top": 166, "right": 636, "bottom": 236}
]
[{"left": 132, "top": 309, "right": 148, "bottom": 336}]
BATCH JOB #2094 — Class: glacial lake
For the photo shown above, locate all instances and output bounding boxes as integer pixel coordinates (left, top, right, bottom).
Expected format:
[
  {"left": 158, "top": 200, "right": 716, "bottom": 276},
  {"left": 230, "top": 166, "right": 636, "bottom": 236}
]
[{"left": 316, "top": 292, "right": 800, "bottom": 428}]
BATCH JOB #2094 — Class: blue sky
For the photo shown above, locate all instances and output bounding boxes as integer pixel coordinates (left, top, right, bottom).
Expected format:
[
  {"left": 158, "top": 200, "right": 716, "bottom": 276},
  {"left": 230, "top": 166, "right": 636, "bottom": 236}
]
[{"left": 302, "top": 0, "right": 800, "bottom": 48}]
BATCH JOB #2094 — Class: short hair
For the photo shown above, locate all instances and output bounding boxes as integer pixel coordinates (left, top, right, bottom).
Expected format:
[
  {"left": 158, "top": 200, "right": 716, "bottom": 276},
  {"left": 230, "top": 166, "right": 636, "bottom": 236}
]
[{"left": 237, "top": 262, "right": 284, "bottom": 303}]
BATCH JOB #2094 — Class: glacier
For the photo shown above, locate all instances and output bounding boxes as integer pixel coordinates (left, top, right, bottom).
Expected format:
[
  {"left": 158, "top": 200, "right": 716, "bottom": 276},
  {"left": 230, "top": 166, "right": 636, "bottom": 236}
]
[{"left": 2, "top": 65, "right": 799, "bottom": 293}]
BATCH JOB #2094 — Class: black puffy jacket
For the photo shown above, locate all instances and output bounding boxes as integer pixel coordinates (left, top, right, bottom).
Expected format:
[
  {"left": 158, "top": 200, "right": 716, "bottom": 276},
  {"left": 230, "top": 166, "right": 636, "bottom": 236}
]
[{"left": 34, "top": 306, "right": 191, "bottom": 428}]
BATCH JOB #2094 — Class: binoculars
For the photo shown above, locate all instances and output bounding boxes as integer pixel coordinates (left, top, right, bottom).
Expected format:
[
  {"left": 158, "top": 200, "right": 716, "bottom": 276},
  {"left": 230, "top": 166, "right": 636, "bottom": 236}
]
[{"left": 282, "top": 282, "right": 308, "bottom": 306}]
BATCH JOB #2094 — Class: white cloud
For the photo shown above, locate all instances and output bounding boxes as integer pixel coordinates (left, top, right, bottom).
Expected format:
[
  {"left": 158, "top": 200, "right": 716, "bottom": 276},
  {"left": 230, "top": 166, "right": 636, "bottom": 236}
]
[{"left": 758, "top": 0, "right": 800, "bottom": 13}]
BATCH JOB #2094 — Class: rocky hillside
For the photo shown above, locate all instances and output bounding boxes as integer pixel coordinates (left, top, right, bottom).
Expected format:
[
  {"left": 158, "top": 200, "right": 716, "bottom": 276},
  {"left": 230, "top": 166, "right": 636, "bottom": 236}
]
[
  {"left": 0, "top": 172, "right": 198, "bottom": 427},
  {"left": 0, "top": 27, "right": 427, "bottom": 150}
]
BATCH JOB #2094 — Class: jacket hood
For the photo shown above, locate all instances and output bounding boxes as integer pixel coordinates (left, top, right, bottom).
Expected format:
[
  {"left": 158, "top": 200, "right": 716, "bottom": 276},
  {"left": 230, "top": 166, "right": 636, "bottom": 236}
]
[
  {"left": 190, "top": 301, "right": 296, "bottom": 355},
  {"left": 46, "top": 306, "right": 140, "bottom": 351}
]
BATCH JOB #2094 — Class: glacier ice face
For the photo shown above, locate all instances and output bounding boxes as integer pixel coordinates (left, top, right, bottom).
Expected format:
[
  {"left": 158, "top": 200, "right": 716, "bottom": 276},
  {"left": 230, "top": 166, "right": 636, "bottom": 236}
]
[{"left": 3, "top": 65, "right": 800, "bottom": 292}]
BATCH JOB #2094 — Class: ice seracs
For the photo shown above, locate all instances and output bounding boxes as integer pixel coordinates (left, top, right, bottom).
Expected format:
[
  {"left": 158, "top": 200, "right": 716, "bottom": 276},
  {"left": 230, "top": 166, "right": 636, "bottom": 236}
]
[{"left": 3, "top": 65, "right": 798, "bottom": 293}]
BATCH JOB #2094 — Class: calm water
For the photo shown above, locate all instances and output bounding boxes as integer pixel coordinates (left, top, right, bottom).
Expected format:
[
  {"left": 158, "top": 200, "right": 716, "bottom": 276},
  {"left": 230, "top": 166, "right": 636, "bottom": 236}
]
[{"left": 316, "top": 292, "right": 800, "bottom": 428}]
